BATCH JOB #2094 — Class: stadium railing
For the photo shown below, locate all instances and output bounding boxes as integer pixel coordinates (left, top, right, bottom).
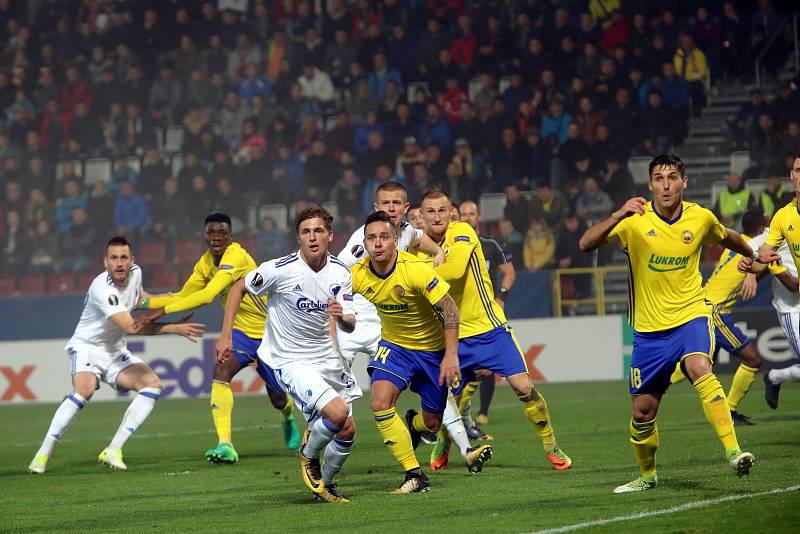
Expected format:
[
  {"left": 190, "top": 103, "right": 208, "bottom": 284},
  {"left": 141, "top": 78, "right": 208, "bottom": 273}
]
[{"left": 552, "top": 265, "right": 628, "bottom": 317}]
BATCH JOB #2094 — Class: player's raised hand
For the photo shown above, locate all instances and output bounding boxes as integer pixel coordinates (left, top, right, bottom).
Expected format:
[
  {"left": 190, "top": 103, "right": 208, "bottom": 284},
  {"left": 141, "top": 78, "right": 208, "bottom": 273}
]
[
  {"left": 613, "top": 197, "right": 648, "bottom": 220},
  {"left": 439, "top": 353, "right": 461, "bottom": 387},
  {"left": 327, "top": 299, "right": 344, "bottom": 318},
  {"left": 756, "top": 248, "right": 782, "bottom": 265},
  {"left": 215, "top": 335, "right": 233, "bottom": 361},
  {"left": 135, "top": 307, "right": 165, "bottom": 325}
]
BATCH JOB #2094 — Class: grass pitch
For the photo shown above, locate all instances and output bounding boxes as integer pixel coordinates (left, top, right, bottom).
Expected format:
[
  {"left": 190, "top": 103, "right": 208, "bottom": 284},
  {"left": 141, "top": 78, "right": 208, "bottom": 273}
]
[{"left": 2, "top": 377, "right": 799, "bottom": 533}]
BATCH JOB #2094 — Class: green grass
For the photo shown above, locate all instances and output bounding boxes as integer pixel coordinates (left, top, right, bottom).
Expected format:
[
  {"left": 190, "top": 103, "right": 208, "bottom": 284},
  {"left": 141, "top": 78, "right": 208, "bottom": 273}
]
[{"left": 2, "top": 377, "right": 799, "bottom": 533}]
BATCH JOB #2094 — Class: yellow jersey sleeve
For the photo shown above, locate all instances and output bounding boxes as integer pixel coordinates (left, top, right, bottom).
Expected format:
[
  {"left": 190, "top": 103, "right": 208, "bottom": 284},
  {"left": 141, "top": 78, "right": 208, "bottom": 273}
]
[
  {"left": 162, "top": 246, "right": 246, "bottom": 314},
  {"left": 413, "top": 261, "right": 449, "bottom": 306},
  {"left": 147, "top": 258, "right": 208, "bottom": 309},
  {"left": 766, "top": 206, "right": 787, "bottom": 248},
  {"left": 606, "top": 216, "right": 631, "bottom": 246},
  {"left": 701, "top": 210, "right": 726, "bottom": 245},
  {"left": 435, "top": 222, "right": 478, "bottom": 283}
]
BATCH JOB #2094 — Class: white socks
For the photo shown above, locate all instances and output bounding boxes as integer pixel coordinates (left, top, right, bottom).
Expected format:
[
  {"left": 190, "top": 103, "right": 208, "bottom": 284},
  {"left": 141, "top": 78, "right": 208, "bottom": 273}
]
[
  {"left": 768, "top": 364, "right": 800, "bottom": 384},
  {"left": 443, "top": 395, "right": 471, "bottom": 457},
  {"left": 302, "top": 417, "right": 341, "bottom": 459},
  {"left": 36, "top": 392, "right": 87, "bottom": 457},
  {"left": 109, "top": 388, "right": 161, "bottom": 450},
  {"left": 322, "top": 437, "right": 353, "bottom": 485}
]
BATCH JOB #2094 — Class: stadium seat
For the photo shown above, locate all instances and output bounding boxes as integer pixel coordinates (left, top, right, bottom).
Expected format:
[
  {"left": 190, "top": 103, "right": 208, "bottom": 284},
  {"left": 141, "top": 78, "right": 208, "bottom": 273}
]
[
  {"left": 175, "top": 238, "right": 204, "bottom": 263},
  {"left": 467, "top": 77, "right": 482, "bottom": 102},
  {"left": 479, "top": 193, "right": 507, "bottom": 222},
  {"left": 171, "top": 153, "right": 184, "bottom": 176},
  {"left": 84, "top": 158, "right": 112, "bottom": 185},
  {"left": 0, "top": 276, "right": 16, "bottom": 296},
  {"left": 155, "top": 126, "right": 165, "bottom": 149},
  {"left": 47, "top": 273, "right": 78, "bottom": 294},
  {"left": 164, "top": 125, "right": 185, "bottom": 153},
  {"left": 628, "top": 156, "right": 652, "bottom": 186},
  {"left": 151, "top": 267, "right": 180, "bottom": 290},
  {"left": 126, "top": 156, "right": 142, "bottom": 174},
  {"left": 730, "top": 151, "right": 751, "bottom": 176},
  {"left": 137, "top": 240, "right": 167, "bottom": 267},
  {"left": 18, "top": 275, "right": 46, "bottom": 295},
  {"left": 56, "top": 159, "right": 84, "bottom": 180},
  {"left": 258, "top": 204, "right": 289, "bottom": 231}
]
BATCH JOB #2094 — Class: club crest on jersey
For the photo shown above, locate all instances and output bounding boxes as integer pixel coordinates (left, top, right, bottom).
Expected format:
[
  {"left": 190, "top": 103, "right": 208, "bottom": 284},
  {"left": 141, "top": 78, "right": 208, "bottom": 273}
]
[
  {"left": 681, "top": 230, "right": 694, "bottom": 244},
  {"left": 351, "top": 244, "right": 365, "bottom": 258},
  {"left": 296, "top": 297, "right": 327, "bottom": 312},
  {"left": 108, "top": 295, "right": 119, "bottom": 306},
  {"left": 251, "top": 273, "right": 264, "bottom": 287},
  {"left": 393, "top": 285, "right": 405, "bottom": 297},
  {"left": 330, "top": 284, "right": 342, "bottom": 297}
]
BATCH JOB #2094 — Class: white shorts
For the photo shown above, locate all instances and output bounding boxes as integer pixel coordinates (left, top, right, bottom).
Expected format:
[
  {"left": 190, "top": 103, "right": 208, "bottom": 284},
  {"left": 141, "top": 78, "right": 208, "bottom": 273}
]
[
  {"left": 272, "top": 354, "right": 363, "bottom": 423},
  {"left": 336, "top": 321, "right": 381, "bottom": 365},
  {"left": 66, "top": 344, "right": 143, "bottom": 390},
  {"left": 777, "top": 311, "right": 800, "bottom": 361}
]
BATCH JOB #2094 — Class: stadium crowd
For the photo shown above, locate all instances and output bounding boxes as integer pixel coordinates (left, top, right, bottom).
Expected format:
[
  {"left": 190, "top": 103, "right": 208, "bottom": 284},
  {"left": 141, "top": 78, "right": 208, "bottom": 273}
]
[{"left": 0, "top": 0, "right": 796, "bottom": 287}]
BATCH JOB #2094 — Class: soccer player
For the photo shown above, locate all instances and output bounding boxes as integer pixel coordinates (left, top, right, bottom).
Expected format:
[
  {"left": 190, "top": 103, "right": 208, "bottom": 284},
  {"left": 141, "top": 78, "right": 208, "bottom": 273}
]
[
  {"left": 701, "top": 209, "right": 789, "bottom": 425},
  {"left": 28, "top": 237, "right": 206, "bottom": 474},
  {"left": 579, "top": 154, "right": 779, "bottom": 493},
  {"left": 336, "top": 182, "right": 444, "bottom": 366},
  {"left": 420, "top": 190, "right": 570, "bottom": 473},
  {"left": 216, "top": 207, "right": 360, "bottom": 503},
  {"left": 459, "top": 199, "right": 517, "bottom": 428},
  {"left": 407, "top": 205, "right": 424, "bottom": 230},
  {"left": 139, "top": 213, "right": 299, "bottom": 463},
  {"left": 352, "top": 211, "right": 483, "bottom": 493}
]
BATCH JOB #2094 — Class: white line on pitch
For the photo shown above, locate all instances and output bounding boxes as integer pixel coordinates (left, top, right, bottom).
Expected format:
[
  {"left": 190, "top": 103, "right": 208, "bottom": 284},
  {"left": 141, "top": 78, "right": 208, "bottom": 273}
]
[{"left": 527, "top": 485, "right": 800, "bottom": 534}]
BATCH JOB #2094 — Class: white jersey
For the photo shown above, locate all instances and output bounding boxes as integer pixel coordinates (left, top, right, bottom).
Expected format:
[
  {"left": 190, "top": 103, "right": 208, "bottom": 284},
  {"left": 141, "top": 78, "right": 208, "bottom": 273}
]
[
  {"left": 337, "top": 222, "right": 423, "bottom": 323},
  {"left": 244, "top": 251, "right": 354, "bottom": 368},
  {"left": 771, "top": 236, "right": 800, "bottom": 313},
  {"left": 67, "top": 266, "right": 143, "bottom": 354}
]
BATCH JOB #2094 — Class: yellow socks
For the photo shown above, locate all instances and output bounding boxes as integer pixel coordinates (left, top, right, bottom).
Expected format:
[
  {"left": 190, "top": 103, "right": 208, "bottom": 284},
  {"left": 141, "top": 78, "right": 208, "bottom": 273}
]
[
  {"left": 210, "top": 380, "right": 234, "bottom": 444},
  {"left": 727, "top": 364, "right": 758, "bottom": 412},
  {"left": 411, "top": 412, "right": 431, "bottom": 433},
  {"left": 629, "top": 418, "right": 659, "bottom": 475},
  {"left": 518, "top": 386, "right": 556, "bottom": 451},
  {"left": 373, "top": 408, "right": 420, "bottom": 472},
  {"left": 280, "top": 400, "right": 294, "bottom": 420},
  {"left": 457, "top": 381, "right": 480, "bottom": 412},
  {"left": 694, "top": 373, "right": 740, "bottom": 454},
  {"left": 669, "top": 362, "right": 687, "bottom": 385}
]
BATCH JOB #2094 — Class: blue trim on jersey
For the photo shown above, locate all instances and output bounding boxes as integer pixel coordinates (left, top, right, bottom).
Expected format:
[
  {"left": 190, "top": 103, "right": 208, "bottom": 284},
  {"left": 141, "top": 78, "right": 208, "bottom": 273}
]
[
  {"left": 651, "top": 201, "right": 683, "bottom": 225},
  {"left": 139, "top": 391, "right": 161, "bottom": 400},
  {"left": 368, "top": 253, "right": 398, "bottom": 279},
  {"left": 275, "top": 253, "right": 298, "bottom": 267},
  {"left": 784, "top": 313, "right": 800, "bottom": 359},
  {"left": 67, "top": 393, "right": 85, "bottom": 409},
  {"left": 275, "top": 257, "right": 299, "bottom": 269},
  {"left": 329, "top": 256, "right": 349, "bottom": 271}
]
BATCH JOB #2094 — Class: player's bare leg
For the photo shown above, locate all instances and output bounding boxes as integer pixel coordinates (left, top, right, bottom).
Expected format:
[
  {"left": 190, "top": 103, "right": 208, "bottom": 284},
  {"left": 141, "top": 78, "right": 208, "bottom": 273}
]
[
  {"left": 615, "top": 393, "right": 661, "bottom": 493},
  {"left": 98, "top": 364, "right": 163, "bottom": 470},
  {"left": 29, "top": 372, "right": 97, "bottom": 474},
  {"left": 506, "top": 373, "right": 571, "bottom": 470}
]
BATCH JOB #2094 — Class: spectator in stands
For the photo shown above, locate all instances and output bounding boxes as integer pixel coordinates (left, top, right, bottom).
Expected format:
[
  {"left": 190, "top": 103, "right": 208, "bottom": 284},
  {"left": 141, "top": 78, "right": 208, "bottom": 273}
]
[
  {"left": 692, "top": 6, "right": 723, "bottom": 77},
  {"left": 227, "top": 32, "right": 261, "bottom": 83},
  {"left": 674, "top": 32, "right": 708, "bottom": 117},
  {"left": 68, "top": 101, "right": 102, "bottom": 156},
  {"left": 361, "top": 164, "right": 398, "bottom": 215},
  {"left": 656, "top": 62, "right": 690, "bottom": 142},
  {"left": 779, "top": 121, "right": 800, "bottom": 166},
  {"left": 87, "top": 180, "right": 114, "bottom": 230},
  {"left": 759, "top": 172, "right": 787, "bottom": 219},
  {"left": 236, "top": 118, "right": 268, "bottom": 163},
  {"left": 751, "top": 113, "right": 781, "bottom": 169},
  {"left": 523, "top": 218, "right": 555, "bottom": 272},
  {"left": 325, "top": 29, "right": 358, "bottom": 85},
  {"left": 531, "top": 180, "right": 569, "bottom": 235},
  {"left": 1, "top": 210, "right": 28, "bottom": 275},
  {"left": 55, "top": 208, "right": 96, "bottom": 274},
  {"left": 491, "top": 128, "right": 528, "bottom": 186},
  {"left": 109, "top": 157, "right": 139, "bottom": 195},
  {"left": 438, "top": 76, "right": 467, "bottom": 125},
  {"left": 28, "top": 219, "right": 57, "bottom": 274},
  {"left": 750, "top": 0, "right": 784, "bottom": 77},
  {"left": 55, "top": 179, "right": 87, "bottom": 234},
  {"left": 220, "top": 90, "right": 249, "bottom": 150},
  {"left": 503, "top": 183, "right": 533, "bottom": 235},
  {"left": 148, "top": 62, "right": 182, "bottom": 126},
  {"left": 298, "top": 64, "right": 336, "bottom": 109},
  {"left": 213, "top": 177, "right": 245, "bottom": 220},
  {"left": 25, "top": 188, "right": 50, "bottom": 230},
  {"left": 418, "top": 102, "right": 453, "bottom": 148},
  {"left": 23, "top": 156, "right": 52, "bottom": 198},
  {"left": 332, "top": 168, "right": 363, "bottom": 229},
  {"left": 554, "top": 122, "right": 591, "bottom": 187},
  {"left": 575, "top": 176, "right": 613, "bottom": 225},
  {"left": 541, "top": 96, "right": 573, "bottom": 147},
  {"left": 176, "top": 152, "right": 204, "bottom": 192},
  {"left": 114, "top": 180, "right": 148, "bottom": 238},
  {"left": 600, "top": 154, "right": 635, "bottom": 209},
  {"left": 498, "top": 218, "right": 524, "bottom": 271},
  {"left": 368, "top": 52, "right": 402, "bottom": 103},
  {"left": 150, "top": 177, "right": 187, "bottom": 252},
  {"left": 239, "top": 142, "right": 271, "bottom": 199},
  {"left": 346, "top": 79, "right": 379, "bottom": 126},
  {"left": 713, "top": 172, "right": 755, "bottom": 230},
  {"left": 637, "top": 90, "right": 673, "bottom": 155},
  {"left": 139, "top": 148, "right": 170, "bottom": 201},
  {"left": 257, "top": 215, "right": 286, "bottom": 261}
]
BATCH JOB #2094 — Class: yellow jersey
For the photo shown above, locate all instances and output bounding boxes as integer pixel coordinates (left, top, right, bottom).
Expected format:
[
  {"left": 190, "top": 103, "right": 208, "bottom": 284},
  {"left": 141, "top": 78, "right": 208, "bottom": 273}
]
[
  {"left": 766, "top": 197, "right": 800, "bottom": 274},
  {"left": 146, "top": 242, "right": 267, "bottom": 338},
  {"left": 424, "top": 222, "right": 506, "bottom": 338},
  {"left": 351, "top": 250, "right": 450, "bottom": 351},
  {"left": 705, "top": 232, "right": 786, "bottom": 314},
  {"left": 607, "top": 201, "right": 726, "bottom": 332}
]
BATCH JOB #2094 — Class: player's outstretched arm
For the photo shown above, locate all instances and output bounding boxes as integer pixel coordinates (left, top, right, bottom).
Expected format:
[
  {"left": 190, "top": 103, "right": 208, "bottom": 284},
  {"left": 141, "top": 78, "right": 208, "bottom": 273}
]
[
  {"left": 216, "top": 278, "right": 247, "bottom": 362},
  {"left": 579, "top": 197, "right": 647, "bottom": 252},
  {"left": 327, "top": 299, "right": 356, "bottom": 333},
  {"left": 776, "top": 270, "right": 800, "bottom": 292},
  {"left": 109, "top": 311, "right": 206, "bottom": 341},
  {"left": 434, "top": 293, "right": 461, "bottom": 387},
  {"left": 737, "top": 241, "right": 781, "bottom": 272}
]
